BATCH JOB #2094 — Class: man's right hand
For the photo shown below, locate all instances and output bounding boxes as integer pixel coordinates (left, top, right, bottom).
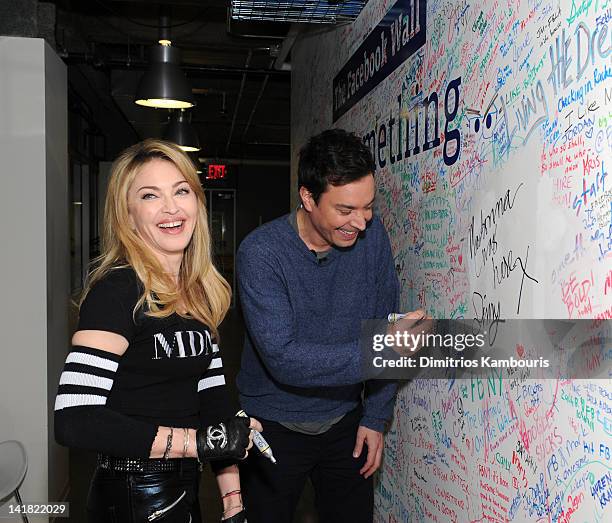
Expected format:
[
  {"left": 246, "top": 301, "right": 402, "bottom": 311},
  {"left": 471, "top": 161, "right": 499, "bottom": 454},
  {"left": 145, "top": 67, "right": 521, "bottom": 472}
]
[{"left": 387, "top": 309, "right": 434, "bottom": 356}]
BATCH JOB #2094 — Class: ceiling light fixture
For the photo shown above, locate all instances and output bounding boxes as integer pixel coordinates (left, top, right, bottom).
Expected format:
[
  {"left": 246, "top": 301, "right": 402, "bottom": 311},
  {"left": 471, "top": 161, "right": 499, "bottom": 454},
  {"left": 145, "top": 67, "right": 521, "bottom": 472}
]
[
  {"left": 135, "top": 13, "right": 195, "bottom": 109},
  {"left": 164, "top": 109, "right": 201, "bottom": 152}
]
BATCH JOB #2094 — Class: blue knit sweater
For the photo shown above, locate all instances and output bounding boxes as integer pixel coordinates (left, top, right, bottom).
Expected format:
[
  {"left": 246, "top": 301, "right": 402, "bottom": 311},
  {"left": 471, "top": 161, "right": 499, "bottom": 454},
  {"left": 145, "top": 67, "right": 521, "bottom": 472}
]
[{"left": 236, "top": 213, "right": 399, "bottom": 432}]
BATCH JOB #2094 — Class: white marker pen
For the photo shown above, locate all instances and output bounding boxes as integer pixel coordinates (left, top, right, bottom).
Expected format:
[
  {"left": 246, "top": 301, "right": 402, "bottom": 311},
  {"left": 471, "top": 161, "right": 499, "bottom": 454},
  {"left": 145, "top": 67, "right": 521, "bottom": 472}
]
[
  {"left": 387, "top": 313, "right": 426, "bottom": 324},
  {"left": 236, "top": 410, "right": 277, "bottom": 464}
]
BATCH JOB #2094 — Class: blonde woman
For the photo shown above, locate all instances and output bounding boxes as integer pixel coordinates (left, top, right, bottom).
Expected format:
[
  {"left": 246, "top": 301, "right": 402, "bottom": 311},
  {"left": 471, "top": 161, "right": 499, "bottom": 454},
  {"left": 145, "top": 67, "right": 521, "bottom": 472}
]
[{"left": 54, "top": 139, "right": 261, "bottom": 523}]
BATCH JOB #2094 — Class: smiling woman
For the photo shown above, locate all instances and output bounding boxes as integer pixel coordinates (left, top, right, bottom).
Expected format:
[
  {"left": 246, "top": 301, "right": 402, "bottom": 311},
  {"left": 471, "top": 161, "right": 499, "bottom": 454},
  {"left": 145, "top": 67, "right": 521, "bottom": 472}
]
[
  {"left": 94, "top": 140, "right": 227, "bottom": 332},
  {"left": 54, "top": 139, "right": 261, "bottom": 523},
  {"left": 127, "top": 158, "right": 198, "bottom": 271}
]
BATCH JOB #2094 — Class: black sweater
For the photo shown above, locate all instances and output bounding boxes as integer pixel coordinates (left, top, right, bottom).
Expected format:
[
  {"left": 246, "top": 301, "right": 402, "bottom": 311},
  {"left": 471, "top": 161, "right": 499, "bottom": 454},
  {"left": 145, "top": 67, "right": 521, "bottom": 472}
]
[{"left": 55, "top": 267, "right": 236, "bottom": 458}]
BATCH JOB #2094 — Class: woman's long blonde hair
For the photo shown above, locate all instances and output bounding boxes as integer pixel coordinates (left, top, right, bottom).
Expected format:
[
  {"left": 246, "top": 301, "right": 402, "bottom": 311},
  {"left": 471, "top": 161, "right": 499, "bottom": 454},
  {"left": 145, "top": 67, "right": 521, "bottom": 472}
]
[{"left": 82, "top": 139, "right": 231, "bottom": 339}]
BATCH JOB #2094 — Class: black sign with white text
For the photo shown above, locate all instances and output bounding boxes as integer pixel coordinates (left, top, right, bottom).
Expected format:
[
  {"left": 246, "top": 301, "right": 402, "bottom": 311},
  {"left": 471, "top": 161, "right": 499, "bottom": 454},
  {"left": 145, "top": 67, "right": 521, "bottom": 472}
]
[{"left": 332, "top": 0, "right": 426, "bottom": 122}]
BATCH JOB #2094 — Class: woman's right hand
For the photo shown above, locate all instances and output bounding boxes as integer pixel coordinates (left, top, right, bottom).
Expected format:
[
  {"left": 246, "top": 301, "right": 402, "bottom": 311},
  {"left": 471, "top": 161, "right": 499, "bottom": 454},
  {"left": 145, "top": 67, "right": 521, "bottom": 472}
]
[{"left": 196, "top": 416, "right": 262, "bottom": 461}]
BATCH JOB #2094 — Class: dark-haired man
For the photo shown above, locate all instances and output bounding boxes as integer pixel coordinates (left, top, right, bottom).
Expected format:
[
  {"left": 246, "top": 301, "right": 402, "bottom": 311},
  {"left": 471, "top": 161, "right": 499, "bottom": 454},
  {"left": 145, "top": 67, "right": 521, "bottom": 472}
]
[{"left": 236, "top": 129, "right": 417, "bottom": 522}]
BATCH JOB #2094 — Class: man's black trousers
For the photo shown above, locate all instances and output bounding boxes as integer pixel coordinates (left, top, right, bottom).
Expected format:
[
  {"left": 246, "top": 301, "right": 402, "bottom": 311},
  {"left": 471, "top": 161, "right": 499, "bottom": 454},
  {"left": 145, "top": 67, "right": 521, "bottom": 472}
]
[{"left": 240, "top": 407, "right": 374, "bottom": 523}]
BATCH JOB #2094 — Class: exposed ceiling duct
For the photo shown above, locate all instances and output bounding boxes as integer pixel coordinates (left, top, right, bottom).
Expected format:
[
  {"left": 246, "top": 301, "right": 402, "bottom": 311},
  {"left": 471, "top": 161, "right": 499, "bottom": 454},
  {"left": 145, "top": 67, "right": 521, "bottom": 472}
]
[{"left": 229, "top": 0, "right": 368, "bottom": 24}]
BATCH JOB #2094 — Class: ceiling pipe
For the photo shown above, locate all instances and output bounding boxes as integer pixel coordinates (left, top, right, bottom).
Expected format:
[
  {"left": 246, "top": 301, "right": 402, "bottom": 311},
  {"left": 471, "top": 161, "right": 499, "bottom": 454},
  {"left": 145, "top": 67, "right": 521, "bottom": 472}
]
[
  {"left": 60, "top": 53, "right": 290, "bottom": 76},
  {"left": 242, "top": 57, "right": 274, "bottom": 140},
  {"left": 225, "top": 49, "right": 252, "bottom": 153},
  {"left": 199, "top": 157, "right": 289, "bottom": 166},
  {"left": 238, "top": 23, "right": 299, "bottom": 140},
  {"left": 223, "top": 18, "right": 299, "bottom": 141}
]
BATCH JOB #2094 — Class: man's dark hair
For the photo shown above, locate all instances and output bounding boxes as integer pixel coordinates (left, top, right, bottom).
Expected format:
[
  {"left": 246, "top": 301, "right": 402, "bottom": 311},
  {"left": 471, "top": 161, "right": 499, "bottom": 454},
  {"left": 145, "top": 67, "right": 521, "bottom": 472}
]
[{"left": 298, "top": 128, "right": 375, "bottom": 204}]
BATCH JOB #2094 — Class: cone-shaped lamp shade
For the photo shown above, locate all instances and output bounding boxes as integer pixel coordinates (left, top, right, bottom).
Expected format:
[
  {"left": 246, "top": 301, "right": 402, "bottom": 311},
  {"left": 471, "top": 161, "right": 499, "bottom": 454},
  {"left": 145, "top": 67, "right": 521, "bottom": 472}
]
[
  {"left": 164, "top": 110, "right": 200, "bottom": 152},
  {"left": 135, "top": 45, "right": 195, "bottom": 109}
]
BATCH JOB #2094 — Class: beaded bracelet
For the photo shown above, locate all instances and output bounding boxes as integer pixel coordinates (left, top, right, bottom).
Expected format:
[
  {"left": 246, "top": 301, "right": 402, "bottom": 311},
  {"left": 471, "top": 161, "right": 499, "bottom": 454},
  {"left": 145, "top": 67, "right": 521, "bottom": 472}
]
[{"left": 163, "top": 427, "right": 174, "bottom": 460}]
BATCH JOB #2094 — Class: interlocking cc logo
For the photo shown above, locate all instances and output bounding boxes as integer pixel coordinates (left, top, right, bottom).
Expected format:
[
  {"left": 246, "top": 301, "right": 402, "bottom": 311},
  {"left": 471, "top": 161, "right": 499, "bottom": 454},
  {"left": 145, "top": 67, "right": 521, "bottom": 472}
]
[{"left": 206, "top": 423, "right": 228, "bottom": 450}]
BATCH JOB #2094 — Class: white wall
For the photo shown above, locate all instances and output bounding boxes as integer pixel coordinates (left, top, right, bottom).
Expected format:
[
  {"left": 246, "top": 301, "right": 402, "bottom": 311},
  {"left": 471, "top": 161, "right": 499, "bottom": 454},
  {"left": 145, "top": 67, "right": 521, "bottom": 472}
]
[{"left": 0, "top": 37, "right": 69, "bottom": 522}]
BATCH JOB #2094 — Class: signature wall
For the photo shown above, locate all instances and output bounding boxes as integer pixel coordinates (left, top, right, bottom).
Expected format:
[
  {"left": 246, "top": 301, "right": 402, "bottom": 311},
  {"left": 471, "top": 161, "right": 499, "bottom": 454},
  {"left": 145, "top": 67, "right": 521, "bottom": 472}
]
[{"left": 292, "top": 0, "right": 612, "bottom": 521}]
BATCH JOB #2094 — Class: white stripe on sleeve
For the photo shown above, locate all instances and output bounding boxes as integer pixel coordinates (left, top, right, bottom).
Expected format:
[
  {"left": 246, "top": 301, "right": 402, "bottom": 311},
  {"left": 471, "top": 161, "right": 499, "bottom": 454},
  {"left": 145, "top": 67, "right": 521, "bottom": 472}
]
[
  {"left": 59, "top": 371, "right": 114, "bottom": 390},
  {"left": 66, "top": 352, "right": 119, "bottom": 372},
  {"left": 55, "top": 393, "right": 107, "bottom": 411},
  {"left": 207, "top": 357, "right": 223, "bottom": 370},
  {"left": 198, "top": 375, "right": 226, "bottom": 391}
]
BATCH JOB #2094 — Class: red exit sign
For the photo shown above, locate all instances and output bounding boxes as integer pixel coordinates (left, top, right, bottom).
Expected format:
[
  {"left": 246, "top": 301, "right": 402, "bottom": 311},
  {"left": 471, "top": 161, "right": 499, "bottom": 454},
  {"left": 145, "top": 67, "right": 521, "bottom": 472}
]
[{"left": 206, "top": 164, "right": 227, "bottom": 180}]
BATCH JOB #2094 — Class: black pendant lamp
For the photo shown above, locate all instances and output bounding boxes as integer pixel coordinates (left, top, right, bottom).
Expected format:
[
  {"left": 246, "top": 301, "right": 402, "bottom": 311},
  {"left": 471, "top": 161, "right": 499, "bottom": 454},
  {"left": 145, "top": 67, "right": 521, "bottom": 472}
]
[
  {"left": 135, "top": 11, "right": 195, "bottom": 109},
  {"left": 164, "top": 109, "right": 201, "bottom": 152},
  {"left": 135, "top": 43, "right": 195, "bottom": 109}
]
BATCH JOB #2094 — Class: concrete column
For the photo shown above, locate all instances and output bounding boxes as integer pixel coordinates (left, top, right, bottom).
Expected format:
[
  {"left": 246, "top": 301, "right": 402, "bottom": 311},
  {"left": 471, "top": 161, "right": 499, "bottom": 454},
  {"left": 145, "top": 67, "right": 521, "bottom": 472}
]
[{"left": 0, "top": 36, "right": 69, "bottom": 522}]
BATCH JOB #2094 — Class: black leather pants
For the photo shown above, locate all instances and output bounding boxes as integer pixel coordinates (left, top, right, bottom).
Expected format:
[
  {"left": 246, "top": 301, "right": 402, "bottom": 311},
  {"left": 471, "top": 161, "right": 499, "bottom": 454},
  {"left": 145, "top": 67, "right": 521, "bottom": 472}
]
[{"left": 86, "top": 460, "right": 202, "bottom": 523}]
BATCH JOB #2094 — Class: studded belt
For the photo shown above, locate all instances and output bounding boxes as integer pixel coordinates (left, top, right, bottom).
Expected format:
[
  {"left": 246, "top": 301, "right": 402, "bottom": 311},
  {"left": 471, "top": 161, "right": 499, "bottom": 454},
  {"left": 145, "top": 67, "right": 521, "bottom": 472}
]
[{"left": 97, "top": 454, "right": 199, "bottom": 473}]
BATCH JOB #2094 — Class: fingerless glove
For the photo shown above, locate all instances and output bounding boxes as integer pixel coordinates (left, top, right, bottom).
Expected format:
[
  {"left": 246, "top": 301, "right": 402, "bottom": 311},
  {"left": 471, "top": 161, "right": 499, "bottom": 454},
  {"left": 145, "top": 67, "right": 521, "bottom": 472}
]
[{"left": 196, "top": 417, "right": 250, "bottom": 462}]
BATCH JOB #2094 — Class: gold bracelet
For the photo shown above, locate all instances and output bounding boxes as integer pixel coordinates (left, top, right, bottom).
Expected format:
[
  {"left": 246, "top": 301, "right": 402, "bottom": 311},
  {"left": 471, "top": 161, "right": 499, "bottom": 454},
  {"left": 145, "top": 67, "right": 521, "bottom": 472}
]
[{"left": 182, "top": 428, "right": 189, "bottom": 458}]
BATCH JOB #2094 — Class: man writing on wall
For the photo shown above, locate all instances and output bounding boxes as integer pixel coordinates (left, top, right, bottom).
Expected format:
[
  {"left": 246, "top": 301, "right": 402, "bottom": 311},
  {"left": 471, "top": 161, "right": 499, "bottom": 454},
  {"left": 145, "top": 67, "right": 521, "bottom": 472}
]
[{"left": 236, "top": 128, "right": 424, "bottom": 522}]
